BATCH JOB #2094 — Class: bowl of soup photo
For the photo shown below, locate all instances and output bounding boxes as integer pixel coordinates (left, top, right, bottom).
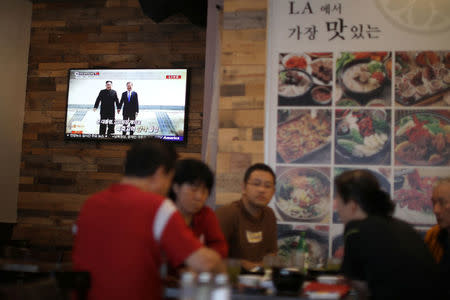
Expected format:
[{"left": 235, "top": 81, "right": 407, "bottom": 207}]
[
  {"left": 279, "top": 69, "right": 314, "bottom": 101},
  {"left": 339, "top": 59, "right": 386, "bottom": 102}
]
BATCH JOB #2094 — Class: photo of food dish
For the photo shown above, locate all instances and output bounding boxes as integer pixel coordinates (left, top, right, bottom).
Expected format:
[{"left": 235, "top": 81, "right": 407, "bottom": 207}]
[
  {"left": 275, "top": 167, "right": 330, "bottom": 223},
  {"left": 335, "top": 52, "right": 391, "bottom": 107},
  {"left": 395, "top": 110, "right": 450, "bottom": 166},
  {"left": 335, "top": 109, "right": 391, "bottom": 165},
  {"left": 394, "top": 51, "right": 450, "bottom": 107},
  {"left": 393, "top": 168, "right": 446, "bottom": 225},
  {"left": 277, "top": 109, "right": 331, "bottom": 164},
  {"left": 279, "top": 52, "right": 333, "bottom": 106},
  {"left": 332, "top": 167, "right": 391, "bottom": 223},
  {"left": 277, "top": 224, "right": 329, "bottom": 269}
]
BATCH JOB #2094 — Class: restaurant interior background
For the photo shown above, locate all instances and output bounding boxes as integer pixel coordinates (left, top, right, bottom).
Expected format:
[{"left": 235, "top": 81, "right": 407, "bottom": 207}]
[{"left": 1, "top": 0, "right": 449, "bottom": 264}]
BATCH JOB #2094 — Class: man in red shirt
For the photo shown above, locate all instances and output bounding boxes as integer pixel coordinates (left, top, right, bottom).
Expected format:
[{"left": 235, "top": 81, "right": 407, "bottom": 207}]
[{"left": 72, "top": 141, "right": 224, "bottom": 300}]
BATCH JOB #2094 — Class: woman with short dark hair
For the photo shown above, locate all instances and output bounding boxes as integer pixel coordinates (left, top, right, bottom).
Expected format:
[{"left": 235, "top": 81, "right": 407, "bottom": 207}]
[{"left": 335, "top": 169, "right": 438, "bottom": 300}]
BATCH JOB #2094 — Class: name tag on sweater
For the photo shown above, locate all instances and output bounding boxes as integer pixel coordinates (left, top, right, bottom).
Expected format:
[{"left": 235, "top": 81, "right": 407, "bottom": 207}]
[{"left": 246, "top": 231, "right": 262, "bottom": 243}]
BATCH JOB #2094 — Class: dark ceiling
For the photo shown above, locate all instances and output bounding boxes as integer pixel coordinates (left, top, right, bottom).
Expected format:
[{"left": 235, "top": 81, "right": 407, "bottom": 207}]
[
  {"left": 30, "top": 0, "right": 208, "bottom": 27},
  {"left": 139, "top": 0, "right": 208, "bottom": 27}
]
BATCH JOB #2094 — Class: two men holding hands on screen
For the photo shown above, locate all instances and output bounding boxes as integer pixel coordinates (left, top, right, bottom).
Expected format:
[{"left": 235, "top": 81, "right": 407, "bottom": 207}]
[{"left": 94, "top": 81, "right": 139, "bottom": 136}]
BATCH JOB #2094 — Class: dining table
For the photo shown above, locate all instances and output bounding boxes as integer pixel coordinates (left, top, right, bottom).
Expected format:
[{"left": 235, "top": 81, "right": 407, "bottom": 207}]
[
  {"left": 0, "top": 257, "right": 72, "bottom": 273},
  {"left": 164, "top": 280, "right": 357, "bottom": 300}
]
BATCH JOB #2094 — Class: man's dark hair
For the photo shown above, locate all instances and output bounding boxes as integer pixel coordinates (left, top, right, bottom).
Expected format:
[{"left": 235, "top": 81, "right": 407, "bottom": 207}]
[
  {"left": 169, "top": 159, "right": 214, "bottom": 201},
  {"left": 124, "top": 140, "right": 177, "bottom": 177},
  {"left": 106, "top": 80, "right": 112, "bottom": 84},
  {"left": 243, "top": 163, "right": 276, "bottom": 185},
  {"left": 335, "top": 169, "right": 395, "bottom": 217}
]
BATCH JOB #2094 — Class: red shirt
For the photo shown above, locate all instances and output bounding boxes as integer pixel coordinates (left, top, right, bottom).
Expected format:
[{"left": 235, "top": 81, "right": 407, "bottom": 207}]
[
  {"left": 72, "top": 184, "right": 202, "bottom": 300},
  {"left": 191, "top": 206, "right": 228, "bottom": 258}
]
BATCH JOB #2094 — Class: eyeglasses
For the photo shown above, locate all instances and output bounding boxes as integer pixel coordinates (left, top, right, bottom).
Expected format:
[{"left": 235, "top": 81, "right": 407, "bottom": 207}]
[{"left": 246, "top": 180, "right": 275, "bottom": 189}]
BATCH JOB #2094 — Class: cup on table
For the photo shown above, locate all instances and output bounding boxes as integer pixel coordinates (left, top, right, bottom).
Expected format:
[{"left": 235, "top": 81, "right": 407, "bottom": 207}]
[
  {"left": 262, "top": 255, "right": 276, "bottom": 277},
  {"left": 326, "top": 257, "right": 342, "bottom": 271},
  {"left": 289, "top": 252, "right": 305, "bottom": 272},
  {"left": 226, "top": 258, "right": 241, "bottom": 287},
  {"left": 262, "top": 255, "right": 275, "bottom": 271}
]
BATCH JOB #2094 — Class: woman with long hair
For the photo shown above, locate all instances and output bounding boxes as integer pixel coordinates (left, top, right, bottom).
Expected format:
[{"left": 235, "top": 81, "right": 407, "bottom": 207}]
[{"left": 335, "top": 169, "right": 438, "bottom": 300}]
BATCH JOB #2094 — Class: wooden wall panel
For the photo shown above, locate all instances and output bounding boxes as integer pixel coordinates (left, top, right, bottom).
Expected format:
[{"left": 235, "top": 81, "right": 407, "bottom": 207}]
[
  {"left": 17, "top": 0, "right": 206, "bottom": 248},
  {"left": 215, "top": 1, "right": 268, "bottom": 206}
]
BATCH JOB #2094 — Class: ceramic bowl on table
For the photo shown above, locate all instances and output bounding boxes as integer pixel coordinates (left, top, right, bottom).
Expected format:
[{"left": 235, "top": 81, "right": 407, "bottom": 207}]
[
  {"left": 272, "top": 267, "right": 305, "bottom": 295},
  {"left": 238, "top": 274, "right": 262, "bottom": 289}
]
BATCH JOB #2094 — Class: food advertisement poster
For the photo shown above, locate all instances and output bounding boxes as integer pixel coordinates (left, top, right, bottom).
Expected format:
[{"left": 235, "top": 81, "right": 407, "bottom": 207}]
[
  {"left": 277, "top": 224, "right": 330, "bottom": 267},
  {"left": 266, "top": 0, "right": 450, "bottom": 259}
]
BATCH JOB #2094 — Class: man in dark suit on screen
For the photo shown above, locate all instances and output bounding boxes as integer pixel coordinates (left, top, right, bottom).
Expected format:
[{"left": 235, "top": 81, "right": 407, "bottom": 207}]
[
  {"left": 118, "top": 81, "right": 139, "bottom": 136},
  {"left": 93, "top": 80, "right": 120, "bottom": 136}
]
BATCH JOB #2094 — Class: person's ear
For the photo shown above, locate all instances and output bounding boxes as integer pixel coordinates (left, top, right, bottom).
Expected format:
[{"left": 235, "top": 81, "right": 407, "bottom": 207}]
[{"left": 349, "top": 199, "right": 359, "bottom": 213}]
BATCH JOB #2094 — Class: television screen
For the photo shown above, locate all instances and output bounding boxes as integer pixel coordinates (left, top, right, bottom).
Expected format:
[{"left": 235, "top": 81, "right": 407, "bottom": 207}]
[{"left": 65, "top": 69, "right": 189, "bottom": 142}]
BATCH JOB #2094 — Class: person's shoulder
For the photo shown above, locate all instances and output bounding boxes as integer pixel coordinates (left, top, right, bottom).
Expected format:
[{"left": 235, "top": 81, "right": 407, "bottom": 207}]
[
  {"left": 215, "top": 200, "right": 241, "bottom": 219},
  {"left": 344, "top": 219, "right": 365, "bottom": 239},
  {"left": 80, "top": 185, "right": 114, "bottom": 210},
  {"left": 195, "top": 205, "right": 214, "bottom": 218},
  {"left": 194, "top": 206, "right": 219, "bottom": 224},
  {"left": 200, "top": 205, "right": 215, "bottom": 215},
  {"left": 425, "top": 224, "right": 441, "bottom": 241},
  {"left": 387, "top": 216, "right": 417, "bottom": 233},
  {"left": 216, "top": 200, "right": 240, "bottom": 213},
  {"left": 263, "top": 205, "right": 276, "bottom": 218},
  {"left": 112, "top": 183, "right": 166, "bottom": 206}
]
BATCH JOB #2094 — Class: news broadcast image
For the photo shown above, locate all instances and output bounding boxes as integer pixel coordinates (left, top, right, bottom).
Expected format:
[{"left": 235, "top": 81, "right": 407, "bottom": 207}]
[{"left": 65, "top": 69, "right": 187, "bottom": 141}]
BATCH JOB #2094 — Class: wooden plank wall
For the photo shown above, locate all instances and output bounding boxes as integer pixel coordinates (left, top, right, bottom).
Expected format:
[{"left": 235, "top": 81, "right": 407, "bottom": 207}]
[
  {"left": 16, "top": 0, "right": 206, "bottom": 248},
  {"left": 216, "top": 0, "right": 268, "bottom": 205}
]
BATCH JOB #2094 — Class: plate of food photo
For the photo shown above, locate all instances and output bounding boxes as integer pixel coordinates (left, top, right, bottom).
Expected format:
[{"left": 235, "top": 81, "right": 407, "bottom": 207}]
[
  {"left": 277, "top": 110, "right": 331, "bottom": 164},
  {"left": 393, "top": 169, "right": 441, "bottom": 225},
  {"left": 395, "top": 111, "right": 450, "bottom": 166},
  {"left": 335, "top": 109, "right": 390, "bottom": 165},
  {"left": 277, "top": 227, "right": 329, "bottom": 269},
  {"left": 395, "top": 51, "right": 450, "bottom": 106},
  {"left": 336, "top": 52, "right": 391, "bottom": 106},
  {"left": 275, "top": 168, "right": 330, "bottom": 223}
]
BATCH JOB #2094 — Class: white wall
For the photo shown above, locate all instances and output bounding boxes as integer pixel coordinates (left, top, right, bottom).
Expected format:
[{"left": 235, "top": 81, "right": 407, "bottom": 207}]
[{"left": 0, "top": 0, "right": 32, "bottom": 222}]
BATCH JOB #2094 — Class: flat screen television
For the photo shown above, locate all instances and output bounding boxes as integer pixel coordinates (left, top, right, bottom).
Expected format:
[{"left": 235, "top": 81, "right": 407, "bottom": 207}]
[{"left": 65, "top": 68, "right": 189, "bottom": 143}]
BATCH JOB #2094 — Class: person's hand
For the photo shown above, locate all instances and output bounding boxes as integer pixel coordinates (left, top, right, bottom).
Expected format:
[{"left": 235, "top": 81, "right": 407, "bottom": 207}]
[
  {"left": 241, "top": 259, "right": 262, "bottom": 272},
  {"left": 93, "top": 108, "right": 97, "bottom": 112}
]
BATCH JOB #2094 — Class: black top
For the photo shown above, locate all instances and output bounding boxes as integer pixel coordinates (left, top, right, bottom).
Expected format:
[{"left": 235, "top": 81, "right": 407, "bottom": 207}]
[
  {"left": 94, "top": 89, "right": 119, "bottom": 118},
  {"left": 342, "top": 216, "right": 438, "bottom": 300}
]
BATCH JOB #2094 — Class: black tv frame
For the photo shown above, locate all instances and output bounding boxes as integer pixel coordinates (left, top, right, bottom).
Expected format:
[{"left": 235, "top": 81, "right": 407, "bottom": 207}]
[{"left": 63, "top": 68, "right": 191, "bottom": 145}]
